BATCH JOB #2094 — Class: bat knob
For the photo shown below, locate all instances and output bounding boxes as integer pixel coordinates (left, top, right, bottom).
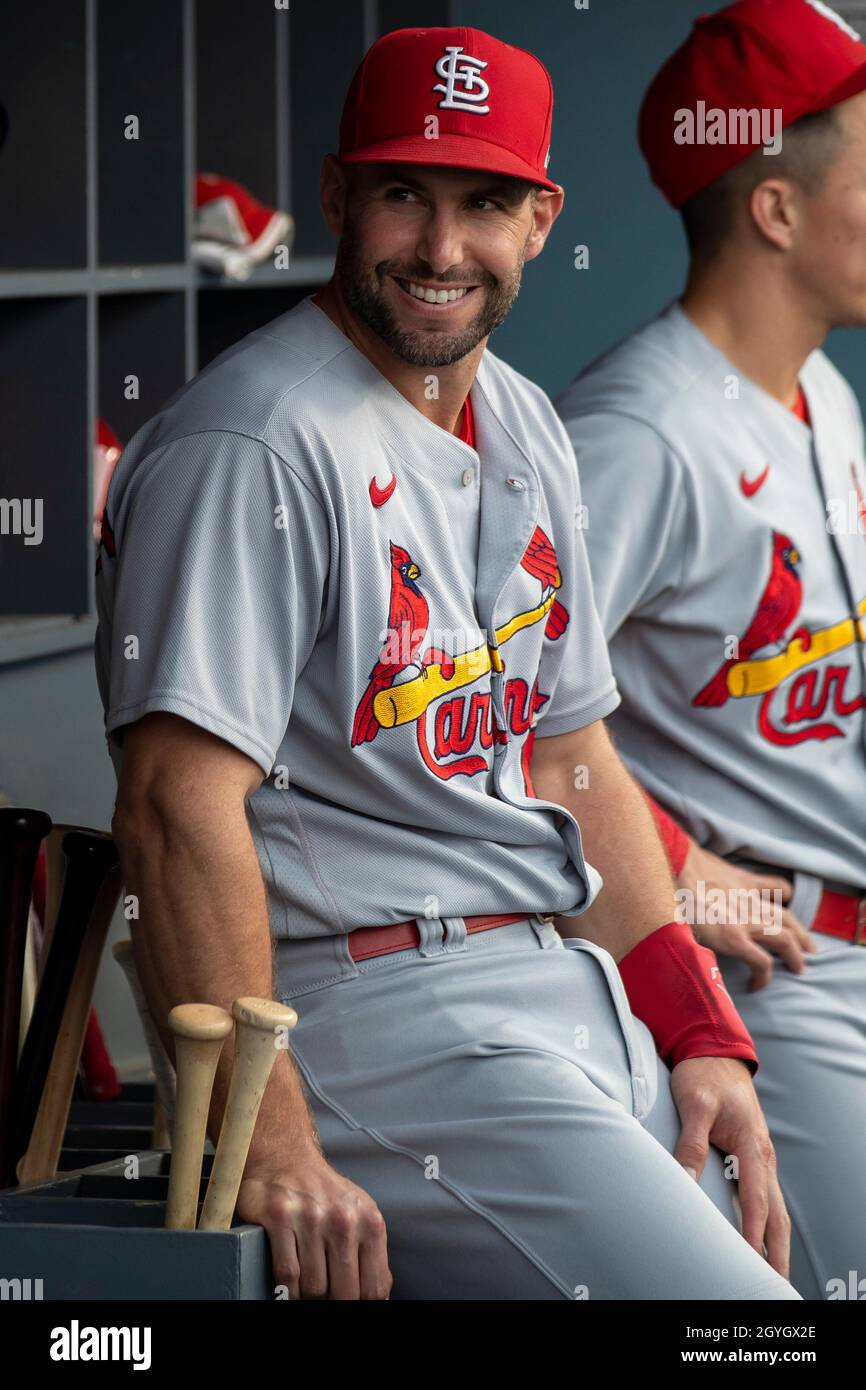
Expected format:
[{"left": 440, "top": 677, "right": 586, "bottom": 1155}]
[
  {"left": 169, "top": 1003, "right": 234, "bottom": 1041},
  {"left": 231, "top": 997, "right": 298, "bottom": 1034}
]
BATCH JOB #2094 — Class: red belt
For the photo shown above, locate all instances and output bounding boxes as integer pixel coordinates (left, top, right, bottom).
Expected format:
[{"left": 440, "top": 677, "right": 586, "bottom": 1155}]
[
  {"left": 347, "top": 912, "right": 535, "bottom": 963},
  {"left": 811, "top": 889, "right": 866, "bottom": 945}
]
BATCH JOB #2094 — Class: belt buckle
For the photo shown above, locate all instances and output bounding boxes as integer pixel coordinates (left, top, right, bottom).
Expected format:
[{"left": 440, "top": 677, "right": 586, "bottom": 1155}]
[{"left": 855, "top": 897, "right": 866, "bottom": 946}]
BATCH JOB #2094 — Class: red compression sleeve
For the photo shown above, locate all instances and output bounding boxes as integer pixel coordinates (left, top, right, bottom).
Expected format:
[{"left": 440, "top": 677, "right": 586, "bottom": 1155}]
[
  {"left": 618, "top": 920, "right": 759, "bottom": 1073},
  {"left": 642, "top": 789, "right": 692, "bottom": 877}
]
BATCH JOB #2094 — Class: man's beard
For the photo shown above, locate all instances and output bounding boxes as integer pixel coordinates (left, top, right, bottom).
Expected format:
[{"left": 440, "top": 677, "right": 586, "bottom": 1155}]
[{"left": 335, "top": 212, "right": 525, "bottom": 367}]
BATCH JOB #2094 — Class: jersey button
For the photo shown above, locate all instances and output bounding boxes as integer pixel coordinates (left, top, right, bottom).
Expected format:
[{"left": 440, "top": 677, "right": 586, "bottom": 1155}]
[
  {"left": 461, "top": 467, "right": 474, "bottom": 487},
  {"left": 506, "top": 476, "right": 526, "bottom": 491}
]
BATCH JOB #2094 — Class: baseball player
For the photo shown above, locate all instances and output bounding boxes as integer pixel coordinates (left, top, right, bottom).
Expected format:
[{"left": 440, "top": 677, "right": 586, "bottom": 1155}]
[
  {"left": 556, "top": 0, "right": 866, "bottom": 1301},
  {"left": 94, "top": 27, "right": 799, "bottom": 1300}
]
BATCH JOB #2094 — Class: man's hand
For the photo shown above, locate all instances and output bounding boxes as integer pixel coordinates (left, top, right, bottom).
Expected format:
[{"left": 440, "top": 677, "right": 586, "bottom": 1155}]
[
  {"left": 237, "top": 1152, "right": 393, "bottom": 1300},
  {"left": 671, "top": 1056, "right": 791, "bottom": 1277},
  {"left": 678, "top": 841, "right": 816, "bottom": 990}
]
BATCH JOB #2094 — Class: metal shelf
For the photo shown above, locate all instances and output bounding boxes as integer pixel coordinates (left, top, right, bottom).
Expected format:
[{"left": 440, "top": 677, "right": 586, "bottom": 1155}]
[
  {"left": 0, "top": 256, "right": 335, "bottom": 299},
  {"left": 0, "top": 615, "right": 99, "bottom": 668}
]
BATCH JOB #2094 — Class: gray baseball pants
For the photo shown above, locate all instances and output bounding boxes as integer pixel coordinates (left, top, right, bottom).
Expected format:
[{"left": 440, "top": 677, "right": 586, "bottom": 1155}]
[
  {"left": 718, "top": 868, "right": 866, "bottom": 1301},
  {"left": 275, "top": 913, "right": 801, "bottom": 1300}
]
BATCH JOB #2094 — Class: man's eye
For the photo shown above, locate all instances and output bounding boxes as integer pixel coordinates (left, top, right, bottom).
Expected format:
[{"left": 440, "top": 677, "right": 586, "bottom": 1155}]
[
  {"left": 385, "top": 187, "right": 417, "bottom": 201},
  {"left": 471, "top": 198, "right": 503, "bottom": 212}
]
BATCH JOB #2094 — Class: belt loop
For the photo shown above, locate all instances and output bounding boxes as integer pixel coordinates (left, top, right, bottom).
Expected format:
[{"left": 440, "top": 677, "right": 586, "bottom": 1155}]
[
  {"left": 530, "top": 912, "right": 559, "bottom": 949},
  {"left": 442, "top": 916, "right": 468, "bottom": 953},
  {"left": 414, "top": 916, "right": 447, "bottom": 957}
]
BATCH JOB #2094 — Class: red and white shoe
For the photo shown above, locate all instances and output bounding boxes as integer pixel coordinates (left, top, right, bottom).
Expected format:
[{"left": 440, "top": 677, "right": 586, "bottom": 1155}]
[{"left": 194, "top": 173, "right": 294, "bottom": 280}]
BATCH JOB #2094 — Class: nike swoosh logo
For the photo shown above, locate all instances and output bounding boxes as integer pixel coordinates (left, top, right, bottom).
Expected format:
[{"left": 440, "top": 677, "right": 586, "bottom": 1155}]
[
  {"left": 710, "top": 965, "right": 730, "bottom": 997},
  {"left": 369, "top": 472, "right": 397, "bottom": 507},
  {"left": 740, "top": 463, "right": 770, "bottom": 498}
]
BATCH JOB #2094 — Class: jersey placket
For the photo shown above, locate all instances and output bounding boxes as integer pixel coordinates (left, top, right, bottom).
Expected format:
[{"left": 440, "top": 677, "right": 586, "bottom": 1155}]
[{"left": 470, "top": 382, "right": 542, "bottom": 789}]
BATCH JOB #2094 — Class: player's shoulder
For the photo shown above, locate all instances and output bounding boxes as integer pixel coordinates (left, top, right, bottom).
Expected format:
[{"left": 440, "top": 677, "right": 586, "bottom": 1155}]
[
  {"left": 133, "top": 296, "right": 350, "bottom": 451},
  {"left": 555, "top": 302, "right": 708, "bottom": 438},
  {"left": 553, "top": 308, "right": 696, "bottom": 491},
  {"left": 105, "top": 298, "right": 352, "bottom": 510}
]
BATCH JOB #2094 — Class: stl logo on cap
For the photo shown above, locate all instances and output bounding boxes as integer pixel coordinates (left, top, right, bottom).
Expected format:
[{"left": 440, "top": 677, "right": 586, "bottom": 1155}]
[
  {"left": 433, "top": 45, "right": 491, "bottom": 114},
  {"left": 337, "top": 27, "right": 560, "bottom": 193}
]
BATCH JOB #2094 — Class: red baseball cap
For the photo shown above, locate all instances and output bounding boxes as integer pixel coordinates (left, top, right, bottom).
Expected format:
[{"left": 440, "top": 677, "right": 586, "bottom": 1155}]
[
  {"left": 338, "top": 26, "right": 560, "bottom": 193},
  {"left": 639, "top": 0, "right": 866, "bottom": 208}
]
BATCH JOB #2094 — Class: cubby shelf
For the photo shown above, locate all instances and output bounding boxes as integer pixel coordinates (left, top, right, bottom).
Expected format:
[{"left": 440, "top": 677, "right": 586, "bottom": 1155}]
[{"left": 0, "top": 0, "right": 451, "bottom": 661}]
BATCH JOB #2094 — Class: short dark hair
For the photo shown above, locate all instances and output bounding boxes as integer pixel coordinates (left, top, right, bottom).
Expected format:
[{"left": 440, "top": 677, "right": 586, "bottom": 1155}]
[{"left": 680, "top": 106, "right": 844, "bottom": 267}]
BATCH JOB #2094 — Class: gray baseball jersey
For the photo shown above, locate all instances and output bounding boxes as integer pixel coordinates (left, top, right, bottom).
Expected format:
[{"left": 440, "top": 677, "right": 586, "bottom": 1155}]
[
  {"left": 555, "top": 300, "right": 866, "bottom": 887},
  {"left": 94, "top": 294, "right": 620, "bottom": 939}
]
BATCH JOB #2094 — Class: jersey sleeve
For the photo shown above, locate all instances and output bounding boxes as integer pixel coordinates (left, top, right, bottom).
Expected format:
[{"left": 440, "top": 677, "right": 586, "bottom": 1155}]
[
  {"left": 532, "top": 457, "right": 621, "bottom": 739},
  {"left": 560, "top": 412, "right": 689, "bottom": 641},
  {"left": 101, "top": 430, "right": 330, "bottom": 777}
]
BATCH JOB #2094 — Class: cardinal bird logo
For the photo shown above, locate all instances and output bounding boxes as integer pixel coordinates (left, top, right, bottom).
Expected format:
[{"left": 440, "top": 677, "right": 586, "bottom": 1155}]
[
  {"left": 520, "top": 526, "right": 570, "bottom": 639},
  {"left": 351, "top": 527, "right": 571, "bottom": 776},
  {"left": 351, "top": 541, "right": 455, "bottom": 746},
  {"left": 693, "top": 531, "right": 805, "bottom": 708}
]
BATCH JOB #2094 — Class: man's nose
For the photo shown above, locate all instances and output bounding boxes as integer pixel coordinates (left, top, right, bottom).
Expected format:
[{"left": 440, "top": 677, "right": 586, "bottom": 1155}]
[{"left": 414, "top": 210, "right": 465, "bottom": 275}]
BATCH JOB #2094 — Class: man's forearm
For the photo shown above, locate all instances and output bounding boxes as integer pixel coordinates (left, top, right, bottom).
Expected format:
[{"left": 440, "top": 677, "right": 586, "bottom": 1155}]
[
  {"left": 113, "top": 807, "right": 319, "bottom": 1168},
  {"left": 530, "top": 721, "right": 676, "bottom": 958}
]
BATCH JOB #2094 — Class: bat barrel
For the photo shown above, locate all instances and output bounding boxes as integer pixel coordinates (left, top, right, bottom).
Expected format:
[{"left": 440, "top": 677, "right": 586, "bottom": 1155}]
[{"left": 165, "top": 1003, "right": 233, "bottom": 1230}]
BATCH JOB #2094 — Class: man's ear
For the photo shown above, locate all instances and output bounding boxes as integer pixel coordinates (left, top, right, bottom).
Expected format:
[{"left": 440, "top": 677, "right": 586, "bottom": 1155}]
[
  {"left": 320, "top": 154, "right": 351, "bottom": 237},
  {"left": 748, "top": 178, "right": 799, "bottom": 253},
  {"left": 525, "top": 185, "right": 565, "bottom": 262}
]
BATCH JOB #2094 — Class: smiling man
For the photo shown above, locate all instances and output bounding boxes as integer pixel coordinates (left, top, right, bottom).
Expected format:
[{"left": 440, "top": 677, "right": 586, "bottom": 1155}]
[{"left": 94, "top": 27, "right": 798, "bottom": 1300}]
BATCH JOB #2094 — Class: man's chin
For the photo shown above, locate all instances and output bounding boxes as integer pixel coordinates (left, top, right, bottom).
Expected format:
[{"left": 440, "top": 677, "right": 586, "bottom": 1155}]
[{"left": 376, "top": 317, "right": 489, "bottom": 368}]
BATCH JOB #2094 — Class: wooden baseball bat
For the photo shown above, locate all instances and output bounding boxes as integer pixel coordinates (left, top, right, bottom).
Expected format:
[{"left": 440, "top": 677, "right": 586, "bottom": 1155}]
[
  {"left": 13, "top": 830, "right": 119, "bottom": 1168},
  {"left": 17, "top": 857, "right": 123, "bottom": 1184},
  {"left": 198, "top": 997, "right": 297, "bottom": 1232},
  {"left": 151, "top": 1091, "right": 171, "bottom": 1150},
  {"left": 0, "top": 807, "right": 52, "bottom": 1189},
  {"left": 112, "top": 939, "right": 177, "bottom": 1134},
  {"left": 38, "top": 823, "right": 75, "bottom": 979},
  {"left": 165, "top": 1004, "right": 233, "bottom": 1230}
]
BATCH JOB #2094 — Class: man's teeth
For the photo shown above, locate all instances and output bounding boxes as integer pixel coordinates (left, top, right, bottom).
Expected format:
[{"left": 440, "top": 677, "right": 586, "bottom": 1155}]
[{"left": 402, "top": 280, "right": 471, "bottom": 303}]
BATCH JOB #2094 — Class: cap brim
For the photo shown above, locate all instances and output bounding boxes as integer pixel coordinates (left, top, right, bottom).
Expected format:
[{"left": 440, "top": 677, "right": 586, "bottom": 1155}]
[{"left": 338, "top": 132, "right": 561, "bottom": 193}]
